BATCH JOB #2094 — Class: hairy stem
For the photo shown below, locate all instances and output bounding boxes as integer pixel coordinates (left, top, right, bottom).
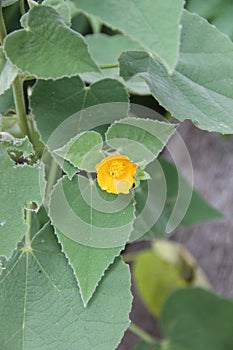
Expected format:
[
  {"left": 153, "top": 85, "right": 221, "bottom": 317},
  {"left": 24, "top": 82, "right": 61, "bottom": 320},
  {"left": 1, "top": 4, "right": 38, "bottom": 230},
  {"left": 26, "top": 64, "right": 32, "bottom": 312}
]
[
  {"left": 129, "top": 322, "right": 159, "bottom": 345},
  {"left": 12, "top": 76, "right": 32, "bottom": 141},
  {"left": 0, "top": 0, "right": 7, "bottom": 44}
]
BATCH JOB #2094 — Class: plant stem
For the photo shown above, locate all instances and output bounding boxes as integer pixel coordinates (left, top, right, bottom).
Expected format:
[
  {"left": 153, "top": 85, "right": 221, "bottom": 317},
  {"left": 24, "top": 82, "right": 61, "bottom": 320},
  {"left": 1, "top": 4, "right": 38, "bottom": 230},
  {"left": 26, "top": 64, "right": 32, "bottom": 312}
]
[
  {"left": 25, "top": 202, "right": 33, "bottom": 249},
  {"left": 45, "top": 156, "right": 59, "bottom": 204},
  {"left": 129, "top": 322, "right": 158, "bottom": 345},
  {"left": 0, "top": 0, "right": 7, "bottom": 44},
  {"left": 19, "top": 0, "right": 25, "bottom": 15},
  {"left": 99, "top": 63, "right": 119, "bottom": 69},
  {"left": 12, "top": 76, "right": 32, "bottom": 142}
]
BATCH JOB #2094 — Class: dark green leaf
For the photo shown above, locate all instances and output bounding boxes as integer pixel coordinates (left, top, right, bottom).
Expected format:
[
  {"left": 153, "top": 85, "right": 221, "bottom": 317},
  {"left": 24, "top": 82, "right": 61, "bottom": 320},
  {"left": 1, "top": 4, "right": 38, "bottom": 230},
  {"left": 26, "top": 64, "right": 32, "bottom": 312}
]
[
  {"left": 132, "top": 158, "right": 222, "bottom": 240},
  {"left": 160, "top": 288, "right": 233, "bottom": 350},
  {"left": 30, "top": 76, "right": 129, "bottom": 176}
]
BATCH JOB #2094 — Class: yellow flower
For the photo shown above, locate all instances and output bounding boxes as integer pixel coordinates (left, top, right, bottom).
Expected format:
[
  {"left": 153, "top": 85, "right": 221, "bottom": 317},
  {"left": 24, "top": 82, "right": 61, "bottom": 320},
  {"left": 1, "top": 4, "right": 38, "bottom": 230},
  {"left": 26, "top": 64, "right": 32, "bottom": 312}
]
[{"left": 96, "top": 154, "right": 137, "bottom": 194}]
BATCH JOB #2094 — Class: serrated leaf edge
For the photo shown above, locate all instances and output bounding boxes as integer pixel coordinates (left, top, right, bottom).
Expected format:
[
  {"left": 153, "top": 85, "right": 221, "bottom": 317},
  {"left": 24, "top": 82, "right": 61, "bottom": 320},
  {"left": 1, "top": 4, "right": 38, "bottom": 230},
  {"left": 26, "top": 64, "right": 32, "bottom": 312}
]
[
  {"left": 47, "top": 174, "right": 137, "bottom": 306},
  {"left": 105, "top": 116, "right": 178, "bottom": 165},
  {"left": 54, "top": 130, "right": 104, "bottom": 172}
]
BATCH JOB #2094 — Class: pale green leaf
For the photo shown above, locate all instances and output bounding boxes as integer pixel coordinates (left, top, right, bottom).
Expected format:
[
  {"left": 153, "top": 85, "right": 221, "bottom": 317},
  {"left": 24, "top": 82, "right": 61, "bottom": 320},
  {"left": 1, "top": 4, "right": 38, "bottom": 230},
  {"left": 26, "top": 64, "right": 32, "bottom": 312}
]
[
  {"left": 0, "top": 47, "right": 18, "bottom": 96},
  {"left": 56, "top": 228, "right": 124, "bottom": 305},
  {"left": 82, "top": 33, "right": 150, "bottom": 95},
  {"left": 4, "top": 6, "right": 99, "bottom": 79},
  {"left": 42, "top": 0, "right": 71, "bottom": 26},
  {"left": 0, "top": 139, "right": 41, "bottom": 258},
  {"left": 133, "top": 249, "right": 187, "bottom": 317},
  {"left": 119, "top": 10, "right": 233, "bottom": 133},
  {"left": 0, "top": 88, "right": 13, "bottom": 115},
  {"left": 2, "top": 0, "right": 17, "bottom": 7},
  {"left": 133, "top": 240, "right": 210, "bottom": 317},
  {"left": 30, "top": 77, "right": 129, "bottom": 176},
  {"left": 75, "top": 0, "right": 184, "bottom": 72},
  {"left": 55, "top": 131, "right": 104, "bottom": 172},
  {"left": 0, "top": 219, "right": 132, "bottom": 350},
  {"left": 106, "top": 117, "right": 177, "bottom": 165},
  {"left": 160, "top": 288, "right": 233, "bottom": 350},
  {"left": 49, "top": 174, "right": 135, "bottom": 248}
]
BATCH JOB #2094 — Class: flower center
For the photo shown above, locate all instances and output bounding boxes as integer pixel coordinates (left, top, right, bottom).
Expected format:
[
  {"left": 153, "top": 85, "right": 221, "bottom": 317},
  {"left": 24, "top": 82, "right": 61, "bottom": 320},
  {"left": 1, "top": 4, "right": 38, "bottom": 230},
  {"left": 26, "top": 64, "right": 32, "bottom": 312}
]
[{"left": 108, "top": 160, "right": 125, "bottom": 178}]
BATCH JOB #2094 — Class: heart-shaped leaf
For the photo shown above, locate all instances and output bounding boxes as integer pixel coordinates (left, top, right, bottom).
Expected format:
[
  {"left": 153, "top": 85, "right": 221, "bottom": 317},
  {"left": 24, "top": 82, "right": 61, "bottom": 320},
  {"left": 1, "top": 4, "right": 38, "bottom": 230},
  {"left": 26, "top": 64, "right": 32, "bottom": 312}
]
[
  {"left": 30, "top": 76, "right": 129, "bottom": 177},
  {"left": 119, "top": 10, "right": 233, "bottom": 133},
  {"left": 75, "top": 0, "right": 184, "bottom": 73},
  {"left": 4, "top": 6, "right": 99, "bottom": 79}
]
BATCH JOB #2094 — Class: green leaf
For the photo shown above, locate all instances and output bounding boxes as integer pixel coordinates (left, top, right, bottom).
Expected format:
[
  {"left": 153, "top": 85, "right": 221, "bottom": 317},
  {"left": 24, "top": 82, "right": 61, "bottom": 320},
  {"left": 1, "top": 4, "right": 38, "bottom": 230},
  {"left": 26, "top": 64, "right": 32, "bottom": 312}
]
[
  {"left": 133, "top": 341, "right": 160, "bottom": 350},
  {"left": 212, "top": 4, "right": 233, "bottom": 40},
  {"left": 0, "top": 47, "right": 18, "bottom": 95},
  {"left": 49, "top": 174, "right": 135, "bottom": 248},
  {"left": 42, "top": 0, "right": 71, "bottom": 26},
  {"left": 4, "top": 6, "right": 99, "bottom": 79},
  {"left": 106, "top": 118, "right": 177, "bottom": 165},
  {"left": 132, "top": 158, "right": 222, "bottom": 240},
  {"left": 186, "top": 0, "right": 222, "bottom": 19},
  {"left": 82, "top": 33, "right": 150, "bottom": 95},
  {"left": 30, "top": 77, "right": 128, "bottom": 145},
  {"left": 30, "top": 76, "right": 129, "bottom": 176},
  {"left": 0, "top": 139, "right": 41, "bottom": 258},
  {"left": 0, "top": 88, "right": 13, "bottom": 115},
  {"left": 75, "top": 0, "right": 184, "bottom": 72},
  {"left": 0, "top": 219, "right": 132, "bottom": 350},
  {"left": 55, "top": 131, "right": 104, "bottom": 172},
  {"left": 132, "top": 240, "right": 210, "bottom": 317},
  {"left": 133, "top": 248, "right": 187, "bottom": 317},
  {"left": 55, "top": 228, "right": 124, "bottom": 305},
  {"left": 160, "top": 288, "right": 233, "bottom": 350},
  {"left": 119, "top": 10, "right": 233, "bottom": 134}
]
